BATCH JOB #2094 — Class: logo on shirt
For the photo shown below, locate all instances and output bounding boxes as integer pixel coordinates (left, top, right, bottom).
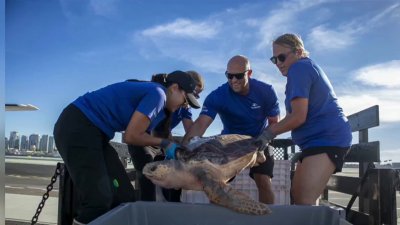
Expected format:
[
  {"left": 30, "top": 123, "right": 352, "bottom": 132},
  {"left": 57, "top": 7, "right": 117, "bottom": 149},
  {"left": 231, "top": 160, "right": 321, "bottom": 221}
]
[{"left": 251, "top": 102, "right": 260, "bottom": 109}]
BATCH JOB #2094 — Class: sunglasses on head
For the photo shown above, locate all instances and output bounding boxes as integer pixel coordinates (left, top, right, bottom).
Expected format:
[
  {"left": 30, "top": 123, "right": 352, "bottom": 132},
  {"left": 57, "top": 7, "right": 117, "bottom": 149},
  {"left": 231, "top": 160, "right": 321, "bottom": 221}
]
[
  {"left": 270, "top": 51, "right": 293, "bottom": 64},
  {"left": 225, "top": 70, "right": 248, "bottom": 80}
]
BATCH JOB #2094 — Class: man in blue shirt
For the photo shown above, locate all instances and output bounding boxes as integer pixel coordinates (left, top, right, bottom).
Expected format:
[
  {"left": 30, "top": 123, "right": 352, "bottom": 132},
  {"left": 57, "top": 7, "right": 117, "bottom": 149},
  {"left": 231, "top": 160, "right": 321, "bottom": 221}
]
[{"left": 183, "top": 55, "right": 280, "bottom": 204}]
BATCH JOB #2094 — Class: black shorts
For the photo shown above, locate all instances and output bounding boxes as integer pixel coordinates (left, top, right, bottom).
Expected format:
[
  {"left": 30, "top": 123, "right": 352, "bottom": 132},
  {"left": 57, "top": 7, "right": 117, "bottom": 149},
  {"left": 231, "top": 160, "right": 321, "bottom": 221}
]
[
  {"left": 299, "top": 146, "right": 350, "bottom": 173},
  {"left": 249, "top": 145, "right": 275, "bottom": 179},
  {"left": 249, "top": 155, "right": 274, "bottom": 179}
]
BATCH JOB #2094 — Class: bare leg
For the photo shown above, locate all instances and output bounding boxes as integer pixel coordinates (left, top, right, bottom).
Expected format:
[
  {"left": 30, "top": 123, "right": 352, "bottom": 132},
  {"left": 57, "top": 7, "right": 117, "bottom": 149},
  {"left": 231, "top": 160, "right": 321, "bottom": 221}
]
[
  {"left": 254, "top": 174, "right": 274, "bottom": 204},
  {"left": 291, "top": 153, "right": 335, "bottom": 205}
]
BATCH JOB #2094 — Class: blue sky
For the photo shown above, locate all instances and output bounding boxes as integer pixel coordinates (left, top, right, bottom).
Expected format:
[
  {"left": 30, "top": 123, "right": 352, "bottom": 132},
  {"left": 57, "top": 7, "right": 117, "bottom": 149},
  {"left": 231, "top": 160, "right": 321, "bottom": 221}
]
[{"left": 5, "top": 0, "right": 400, "bottom": 161}]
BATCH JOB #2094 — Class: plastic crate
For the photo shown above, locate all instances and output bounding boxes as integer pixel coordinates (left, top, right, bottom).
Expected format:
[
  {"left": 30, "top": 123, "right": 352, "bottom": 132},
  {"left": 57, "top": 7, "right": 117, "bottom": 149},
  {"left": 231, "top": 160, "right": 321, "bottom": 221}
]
[
  {"left": 180, "top": 160, "right": 291, "bottom": 205},
  {"left": 88, "top": 201, "right": 352, "bottom": 225}
]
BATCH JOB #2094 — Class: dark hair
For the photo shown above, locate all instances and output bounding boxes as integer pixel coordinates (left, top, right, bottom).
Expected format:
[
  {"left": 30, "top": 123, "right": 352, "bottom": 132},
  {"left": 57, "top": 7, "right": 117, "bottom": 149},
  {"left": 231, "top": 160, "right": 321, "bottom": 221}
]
[
  {"left": 125, "top": 78, "right": 146, "bottom": 82},
  {"left": 126, "top": 73, "right": 169, "bottom": 86},
  {"left": 151, "top": 73, "right": 168, "bottom": 87}
]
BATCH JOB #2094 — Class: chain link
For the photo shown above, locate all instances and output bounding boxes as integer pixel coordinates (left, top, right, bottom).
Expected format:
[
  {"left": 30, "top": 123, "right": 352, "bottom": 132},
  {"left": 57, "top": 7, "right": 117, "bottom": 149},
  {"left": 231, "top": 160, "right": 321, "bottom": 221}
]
[{"left": 31, "top": 162, "right": 63, "bottom": 225}]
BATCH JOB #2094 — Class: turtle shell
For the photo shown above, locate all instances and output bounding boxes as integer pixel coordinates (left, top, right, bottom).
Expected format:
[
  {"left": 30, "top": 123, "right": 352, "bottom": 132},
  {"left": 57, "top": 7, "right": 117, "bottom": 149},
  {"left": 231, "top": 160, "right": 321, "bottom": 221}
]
[{"left": 176, "top": 134, "right": 260, "bottom": 165}]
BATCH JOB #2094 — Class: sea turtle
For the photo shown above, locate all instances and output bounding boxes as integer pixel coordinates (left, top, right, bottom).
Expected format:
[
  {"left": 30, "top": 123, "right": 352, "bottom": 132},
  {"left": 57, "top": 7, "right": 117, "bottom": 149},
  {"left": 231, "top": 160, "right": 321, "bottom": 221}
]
[{"left": 142, "top": 134, "right": 271, "bottom": 215}]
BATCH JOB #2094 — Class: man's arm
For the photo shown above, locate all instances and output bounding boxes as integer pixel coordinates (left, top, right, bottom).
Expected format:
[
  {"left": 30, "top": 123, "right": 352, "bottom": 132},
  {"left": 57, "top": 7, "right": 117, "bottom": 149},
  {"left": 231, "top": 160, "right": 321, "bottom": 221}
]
[
  {"left": 182, "top": 118, "right": 194, "bottom": 133},
  {"left": 182, "top": 115, "right": 213, "bottom": 145}
]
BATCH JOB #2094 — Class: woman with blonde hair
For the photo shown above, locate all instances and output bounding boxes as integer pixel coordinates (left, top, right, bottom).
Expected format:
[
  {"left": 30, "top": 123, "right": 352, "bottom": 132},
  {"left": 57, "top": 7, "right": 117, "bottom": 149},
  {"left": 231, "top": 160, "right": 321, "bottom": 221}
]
[{"left": 256, "top": 33, "right": 352, "bottom": 205}]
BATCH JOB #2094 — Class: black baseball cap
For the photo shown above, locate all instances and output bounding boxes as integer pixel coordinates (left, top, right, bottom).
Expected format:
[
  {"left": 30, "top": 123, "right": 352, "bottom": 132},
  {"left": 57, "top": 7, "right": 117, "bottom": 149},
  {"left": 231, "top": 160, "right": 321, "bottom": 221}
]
[{"left": 166, "top": 70, "right": 201, "bottom": 109}]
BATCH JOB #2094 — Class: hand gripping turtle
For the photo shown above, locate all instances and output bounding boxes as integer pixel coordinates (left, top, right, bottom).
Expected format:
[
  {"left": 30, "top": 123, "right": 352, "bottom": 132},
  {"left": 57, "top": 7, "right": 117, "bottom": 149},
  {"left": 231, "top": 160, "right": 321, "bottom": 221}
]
[{"left": 143, "top": 134, "right": 272, "bottom": 215}]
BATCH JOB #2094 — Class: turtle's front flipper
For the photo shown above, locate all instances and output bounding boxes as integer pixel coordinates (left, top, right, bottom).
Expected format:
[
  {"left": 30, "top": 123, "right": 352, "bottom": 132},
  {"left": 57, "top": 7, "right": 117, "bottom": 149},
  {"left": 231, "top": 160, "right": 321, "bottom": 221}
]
[{"left": 198, "top": 169, "right": 271, "bottom": 215}]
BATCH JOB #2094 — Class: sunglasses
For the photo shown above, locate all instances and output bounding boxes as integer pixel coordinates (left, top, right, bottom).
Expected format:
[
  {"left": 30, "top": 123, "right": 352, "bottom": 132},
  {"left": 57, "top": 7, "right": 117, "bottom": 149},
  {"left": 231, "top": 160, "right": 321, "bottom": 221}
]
[
  {"left": 225, "top": 70, "right": 248, "bottom": 80},
  {"left": 270, "top": 51, "right": 293, "bottom": 64}
]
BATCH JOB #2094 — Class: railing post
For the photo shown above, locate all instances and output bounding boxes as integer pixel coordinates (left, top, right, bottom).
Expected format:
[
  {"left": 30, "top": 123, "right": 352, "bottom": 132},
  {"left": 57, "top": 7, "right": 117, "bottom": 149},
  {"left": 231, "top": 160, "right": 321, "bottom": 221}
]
[
  {"left": 358, "top": 129, "right": 369, "bottom": 214},
  {"left": 378, "top": 169, "right": 398, "bottom": 225}
]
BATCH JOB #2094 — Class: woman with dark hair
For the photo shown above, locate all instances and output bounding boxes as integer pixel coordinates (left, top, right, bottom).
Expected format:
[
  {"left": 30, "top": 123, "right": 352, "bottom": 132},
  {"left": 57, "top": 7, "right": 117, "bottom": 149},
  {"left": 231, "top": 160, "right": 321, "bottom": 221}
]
[
  {"left": 53, "top": 70, "right": 200, "bottom": 224},
  {"left": 129, "top": 70, "right": 205, "bottom": 202}
]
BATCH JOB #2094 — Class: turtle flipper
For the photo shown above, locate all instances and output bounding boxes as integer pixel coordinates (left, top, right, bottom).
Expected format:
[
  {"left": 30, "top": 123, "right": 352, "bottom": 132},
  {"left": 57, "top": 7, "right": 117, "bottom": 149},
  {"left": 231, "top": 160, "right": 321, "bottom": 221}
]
[{"left": 199, "top": 169, "right": 271, "bottom": 215}]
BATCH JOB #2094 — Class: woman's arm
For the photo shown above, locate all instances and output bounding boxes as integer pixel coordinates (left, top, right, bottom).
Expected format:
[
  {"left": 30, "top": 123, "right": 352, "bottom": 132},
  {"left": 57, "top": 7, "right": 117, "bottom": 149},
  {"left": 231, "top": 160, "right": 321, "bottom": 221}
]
[
  {"left": 269, "top": 97, "right": 308, "bottom": 135},
  {"left": 124, "top": 110, "right": 164, "bottom": 146}
]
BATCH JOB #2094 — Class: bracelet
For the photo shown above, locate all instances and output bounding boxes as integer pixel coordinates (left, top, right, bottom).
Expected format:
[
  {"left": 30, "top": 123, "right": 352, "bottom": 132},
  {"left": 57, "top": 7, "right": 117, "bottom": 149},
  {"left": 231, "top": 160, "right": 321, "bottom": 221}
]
[{"left": 160, "top": 139, "right": 170, "bottom": 148}]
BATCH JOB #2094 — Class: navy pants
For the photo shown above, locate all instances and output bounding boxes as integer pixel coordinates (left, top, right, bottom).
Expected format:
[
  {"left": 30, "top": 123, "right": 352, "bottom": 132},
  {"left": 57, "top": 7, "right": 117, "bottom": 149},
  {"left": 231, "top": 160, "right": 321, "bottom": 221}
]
[
  {"left": 129, "top": 145, "right": 182, "bottom": 202},
  {"left": 54, "top": 104, "right": 135, "bottom": 223}
]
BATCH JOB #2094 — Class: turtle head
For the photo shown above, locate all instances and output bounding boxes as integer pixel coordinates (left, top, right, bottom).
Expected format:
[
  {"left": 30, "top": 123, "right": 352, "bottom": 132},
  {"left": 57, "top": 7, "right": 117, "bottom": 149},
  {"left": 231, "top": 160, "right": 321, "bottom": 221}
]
[
  {"left": 143, "top": 160, "right": 183, "bottom": 189},
  {"left": 143, "top": 161, "right": 174, "bottom": 179}
]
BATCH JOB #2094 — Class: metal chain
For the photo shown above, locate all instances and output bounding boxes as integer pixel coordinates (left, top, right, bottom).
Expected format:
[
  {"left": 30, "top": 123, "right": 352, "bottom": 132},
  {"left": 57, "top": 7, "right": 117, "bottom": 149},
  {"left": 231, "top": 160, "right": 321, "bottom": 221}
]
[{"left": 31, "top": 162, "right": 63, "bottom": 225}]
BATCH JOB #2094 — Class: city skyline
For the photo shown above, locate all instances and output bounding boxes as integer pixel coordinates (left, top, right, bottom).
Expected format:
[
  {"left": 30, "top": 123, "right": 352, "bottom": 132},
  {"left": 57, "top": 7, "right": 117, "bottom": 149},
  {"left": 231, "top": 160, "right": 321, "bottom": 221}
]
[
  {"left": 5, "top": 130, "right": 56, "bottom": 153},
  {"left": 5, "top": 0, "right": 400, "bottom": 162}
]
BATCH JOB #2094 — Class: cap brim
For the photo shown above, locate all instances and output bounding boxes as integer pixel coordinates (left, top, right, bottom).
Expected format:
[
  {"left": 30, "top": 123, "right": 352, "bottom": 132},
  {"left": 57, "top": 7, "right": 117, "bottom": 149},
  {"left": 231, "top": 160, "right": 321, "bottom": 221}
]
[{"left": 186, "top": 93, "right": 201, "bottom": 109}]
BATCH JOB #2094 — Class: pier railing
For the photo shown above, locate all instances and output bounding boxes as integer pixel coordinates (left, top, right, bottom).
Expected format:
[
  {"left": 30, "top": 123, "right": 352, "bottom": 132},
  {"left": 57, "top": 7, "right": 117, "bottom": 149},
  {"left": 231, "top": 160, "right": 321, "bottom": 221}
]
[{"left": 320, "top": 105, "right": 399, "bottom": 225}]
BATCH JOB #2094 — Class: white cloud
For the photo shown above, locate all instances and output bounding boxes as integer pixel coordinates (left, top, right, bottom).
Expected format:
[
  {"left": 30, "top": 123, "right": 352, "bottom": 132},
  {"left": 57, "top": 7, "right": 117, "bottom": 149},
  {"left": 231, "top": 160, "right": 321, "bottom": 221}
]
[
  {"left": 256, "top": 0, "right": 325, "bottom": 50},
  {"left": 338, "top": 60, "right": 400, "bottom": 122},
  {"left": 307, "top": 26, "right": 355, "bottom": 50},
  {"left": 354, "top": 60, "right": 400, "bottom": 88},
  {"left": 89, "top": 0, "right": 119, "bottom": 17},
  {"left": 339, "top": 89, "right": 400, "bottom": 123},
  {"left": 141, "top": 18, "right": 220, "bottom": 39},
  {"left": 134, "top": 1, "right": 327, "bottom": 74},
  {"left": 60, "top": 0, "right": 119, "bottom": 19},
  {"left": 307, "top": 3, "right": 400, "bottom": 51}
]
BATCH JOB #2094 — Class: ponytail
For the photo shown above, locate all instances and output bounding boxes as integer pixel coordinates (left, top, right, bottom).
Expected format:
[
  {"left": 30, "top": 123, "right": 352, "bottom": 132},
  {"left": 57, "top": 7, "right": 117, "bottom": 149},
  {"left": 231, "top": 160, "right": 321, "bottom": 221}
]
[
  {"left": 151, "top": 73, "right": 168, "bottom": 87},
  {"left": 126, "top": 73, "right": 170, "bottom": 87}
]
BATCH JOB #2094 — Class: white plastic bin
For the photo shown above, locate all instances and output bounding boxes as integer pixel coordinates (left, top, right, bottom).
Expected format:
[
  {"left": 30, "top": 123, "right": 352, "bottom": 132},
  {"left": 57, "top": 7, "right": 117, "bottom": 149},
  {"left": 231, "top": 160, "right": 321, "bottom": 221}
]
[
  {"left": 88, "top": 202, "right": 352, "bottom": 225},
  {"left": 179, "top": 160, "right": 291, "bottom": 204}
]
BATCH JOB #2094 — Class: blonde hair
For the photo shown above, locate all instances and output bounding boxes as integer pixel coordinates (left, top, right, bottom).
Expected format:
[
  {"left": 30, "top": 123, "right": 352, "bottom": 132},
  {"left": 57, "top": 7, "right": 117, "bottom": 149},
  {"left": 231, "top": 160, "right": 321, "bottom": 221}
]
[
  {"left": 273, "top": 33, "right": 309, "bottom": 57},
  {"left": 186, "top": 70, "right": 204, "bottom": 92}
]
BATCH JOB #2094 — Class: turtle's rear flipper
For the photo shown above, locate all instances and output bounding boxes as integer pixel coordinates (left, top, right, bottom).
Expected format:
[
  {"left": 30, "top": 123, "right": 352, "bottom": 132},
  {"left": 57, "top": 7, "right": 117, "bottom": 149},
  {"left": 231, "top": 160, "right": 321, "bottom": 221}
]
[{"left": 201, "top": 172, "right": 271, "bottom": 215}]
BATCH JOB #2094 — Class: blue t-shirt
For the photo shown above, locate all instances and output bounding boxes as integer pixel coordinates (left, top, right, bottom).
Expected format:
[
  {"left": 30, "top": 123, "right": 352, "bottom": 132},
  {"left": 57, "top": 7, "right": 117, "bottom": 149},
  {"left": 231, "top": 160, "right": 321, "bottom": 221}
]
[
  {"left": 170, "top": 107, "right": 192, "bottom": 129},
  {"left": 285, "top": 58, "right": 352, "bottom": 150},
  {"left": 73, "top": 81, "right": 167, "bottom": 140},
  {"left": 201, "top": 78, "right": 280, "bottom": 137},
  {"left": 153, "top": 106, "right": 192, "bottom": 134}
]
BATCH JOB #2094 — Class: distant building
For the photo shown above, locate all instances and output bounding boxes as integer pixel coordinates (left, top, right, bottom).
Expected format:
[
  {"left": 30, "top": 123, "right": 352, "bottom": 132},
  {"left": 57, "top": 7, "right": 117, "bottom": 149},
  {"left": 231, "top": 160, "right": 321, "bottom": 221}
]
[
  {"left": 29, "top": 134, "right": 40, "bottom": 151},
  {"left": 5, "top": 137, "right": 9, "bottom": 150},
  {"left": 5, "top": 131, "right": 61, "bottom": 156},
  {"left": 39, "top": 135, "right": 49, "bottom": 152},
  {"left": 20, "top": 135, "right": 29, "bottom": 151},
  {"left": 9, "top": 131, "right": 20, "bottom": 150},
  {"left": 48, "top": 136, "right": 55, "bottom": 153}
]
